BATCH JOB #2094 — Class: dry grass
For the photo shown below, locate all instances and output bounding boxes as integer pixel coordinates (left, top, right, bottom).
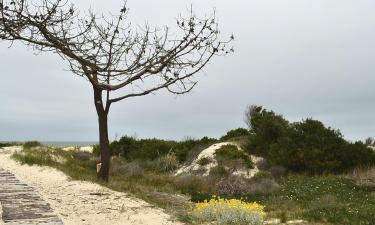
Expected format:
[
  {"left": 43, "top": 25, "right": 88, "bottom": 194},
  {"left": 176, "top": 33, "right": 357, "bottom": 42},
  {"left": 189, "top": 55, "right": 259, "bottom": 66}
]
[{"left": 348, "top": 167, "right": 375, "bottom": 190}]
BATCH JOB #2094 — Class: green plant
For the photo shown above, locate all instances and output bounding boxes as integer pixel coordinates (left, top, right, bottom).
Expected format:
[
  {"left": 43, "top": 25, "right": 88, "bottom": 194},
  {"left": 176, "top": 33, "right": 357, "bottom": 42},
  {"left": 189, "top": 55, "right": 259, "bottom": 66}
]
[
  {"left": 246, "top": 106, "right": 375, "bottom": 174},
  {"left": 104, "top": 136, "right": 217, "bottom": 163},
  {"left": 215, "top": 144, "right": 254, "bottom": 169},
  {"left": 220, "top": 128, "right": 250, "bottom": 141},
  {"left": 0, "top": 142, "right": 19, "bottom": 148},
  {"left": 253, "top": 171, "right": 272, "bottom": 180},
  {"left": 197, "top": 157, "right": 211, "bottom": 166},
  {"left": 209, "top": 165, "right": 229, "bottom": 178},
  {"left": 23, "top": 141, "right": 41, "bottom": 149}
]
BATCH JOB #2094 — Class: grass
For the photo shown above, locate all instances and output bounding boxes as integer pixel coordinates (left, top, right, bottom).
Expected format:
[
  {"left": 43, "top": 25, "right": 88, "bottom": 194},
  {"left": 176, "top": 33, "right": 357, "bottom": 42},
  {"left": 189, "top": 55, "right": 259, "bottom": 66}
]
[
  {"left": 244, "top": 175, "right": 375, "bottom": 225},
  {"left": 11, "top": 145, "right": 375, "bottom": 225}
]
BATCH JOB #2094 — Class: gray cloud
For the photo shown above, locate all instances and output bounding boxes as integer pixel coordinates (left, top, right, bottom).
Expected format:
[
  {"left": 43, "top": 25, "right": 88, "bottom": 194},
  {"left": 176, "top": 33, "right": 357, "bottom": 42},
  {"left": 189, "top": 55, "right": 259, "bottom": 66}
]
[{"left": 1, "top": 0, "right": 374, "bottom": 142}]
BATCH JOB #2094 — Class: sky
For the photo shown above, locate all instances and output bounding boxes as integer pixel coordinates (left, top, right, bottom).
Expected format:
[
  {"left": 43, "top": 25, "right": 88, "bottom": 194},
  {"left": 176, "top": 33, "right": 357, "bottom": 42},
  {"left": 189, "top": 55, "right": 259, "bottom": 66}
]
[{"left": 1, "top": 0, "right": 375, "bottom": 142}]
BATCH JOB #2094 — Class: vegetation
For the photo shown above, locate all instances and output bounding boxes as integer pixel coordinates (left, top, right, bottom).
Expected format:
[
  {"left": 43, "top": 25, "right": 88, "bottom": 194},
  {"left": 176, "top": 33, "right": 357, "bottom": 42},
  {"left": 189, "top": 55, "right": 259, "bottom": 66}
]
[
  {"left": 8, "top": 106, "right": 375, "bottom": 224},
  {"left": 248, "top": 175, "right": 375, "bottom": 225},
  {"left": 220, "top": 128, "right": 250, "bottom": 141},
  {"left": 22, "top": 141, "right": 41, "bottom": 148},
  {"left": 95, "top": 136, "right": 217, "bottom": 163},
  {"left": 12, "top": 140, "right": 375, "bottom": 225},
  {"left": 246, "top": 106, "right": 375, "bottom": 174},
  {"left": 215, "top": 144, "right": 254, "bottom": 169},
  {"left": 197, "top": 157, "right": 212, "bottom": 166},
  {"left": 192, "top": 197, "right": 265, "bottom": 225},
  {"left": 0, "top": 142, "right": 20, "bottom": 148},
  {"left": 365, "top": 137, "right": 375, "bottom": 146}
]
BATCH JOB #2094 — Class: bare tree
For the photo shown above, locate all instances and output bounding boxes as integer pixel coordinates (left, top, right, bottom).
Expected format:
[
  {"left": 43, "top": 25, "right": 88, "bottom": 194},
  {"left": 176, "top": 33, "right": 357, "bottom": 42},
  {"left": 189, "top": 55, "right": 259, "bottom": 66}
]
[{"left": 0, "top": 0, "right": 233, "bottom": 181}]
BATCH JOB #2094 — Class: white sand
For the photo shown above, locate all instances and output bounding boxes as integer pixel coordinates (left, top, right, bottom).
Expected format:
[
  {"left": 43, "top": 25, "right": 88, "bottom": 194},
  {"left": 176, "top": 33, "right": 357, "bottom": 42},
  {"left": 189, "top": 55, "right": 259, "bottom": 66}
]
[
  {"left": 176, "top": 142, "right": 263, "bottom": 179},
  {"left": 62, "top": 146, "right": 94, "bottom": 153},
  {"left": 0, "top": 147, "right": 183, "bottom": 225}
]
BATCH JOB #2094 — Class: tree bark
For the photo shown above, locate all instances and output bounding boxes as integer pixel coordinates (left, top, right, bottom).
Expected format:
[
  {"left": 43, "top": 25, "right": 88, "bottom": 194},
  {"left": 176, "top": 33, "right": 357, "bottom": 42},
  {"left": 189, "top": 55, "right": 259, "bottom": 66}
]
[{"left": 93, "top": 87, "right": 110, "bottom": 182}]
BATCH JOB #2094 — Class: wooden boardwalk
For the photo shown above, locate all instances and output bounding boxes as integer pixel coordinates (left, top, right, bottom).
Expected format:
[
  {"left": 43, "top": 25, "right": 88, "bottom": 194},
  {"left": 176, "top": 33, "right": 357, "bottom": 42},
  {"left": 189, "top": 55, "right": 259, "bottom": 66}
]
[{"left": 0, "top": 169, "right": 63, "bottom": 225}]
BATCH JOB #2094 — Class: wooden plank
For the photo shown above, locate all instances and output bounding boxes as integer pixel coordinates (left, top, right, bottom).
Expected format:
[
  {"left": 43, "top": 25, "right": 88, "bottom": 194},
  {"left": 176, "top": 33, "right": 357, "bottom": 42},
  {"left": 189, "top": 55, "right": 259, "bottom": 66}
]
[{"left": 0, "top": 169, "right": 64, "bottom": 225}]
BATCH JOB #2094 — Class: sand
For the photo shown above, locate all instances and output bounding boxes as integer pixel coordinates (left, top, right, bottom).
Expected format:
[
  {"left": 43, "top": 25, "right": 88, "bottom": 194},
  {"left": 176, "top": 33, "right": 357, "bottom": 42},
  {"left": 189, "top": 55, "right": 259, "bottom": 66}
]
[
  {"left": 0, "top": 146, "right": 183, "bottom": 225},
  {"left": 175, "top": 142, "right": 263, "bottom": 179}
]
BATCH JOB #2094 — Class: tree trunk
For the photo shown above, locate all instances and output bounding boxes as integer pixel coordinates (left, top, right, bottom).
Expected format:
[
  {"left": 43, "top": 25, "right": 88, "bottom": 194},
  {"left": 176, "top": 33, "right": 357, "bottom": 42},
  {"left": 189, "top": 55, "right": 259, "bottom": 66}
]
[{"left": 93, "top": 87, "right": 110, "bottom": 182}]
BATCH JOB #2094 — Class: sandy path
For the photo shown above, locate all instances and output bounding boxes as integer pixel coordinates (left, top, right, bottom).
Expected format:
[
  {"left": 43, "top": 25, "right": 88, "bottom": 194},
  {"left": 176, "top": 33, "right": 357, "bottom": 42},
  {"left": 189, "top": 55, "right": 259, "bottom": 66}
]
[{"left": 0, "top": 147, "right": 183, "bottom": 225}]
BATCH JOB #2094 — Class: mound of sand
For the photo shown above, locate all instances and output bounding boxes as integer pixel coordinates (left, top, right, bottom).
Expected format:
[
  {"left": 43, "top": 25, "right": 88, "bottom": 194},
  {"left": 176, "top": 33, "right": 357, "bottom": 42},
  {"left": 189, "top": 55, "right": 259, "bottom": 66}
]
[
  {"left": 0, "top": 146, "right": 182, "bottom": 225},
  {"left": 175, "top": 142, "right": 263, "bottom": 179}
]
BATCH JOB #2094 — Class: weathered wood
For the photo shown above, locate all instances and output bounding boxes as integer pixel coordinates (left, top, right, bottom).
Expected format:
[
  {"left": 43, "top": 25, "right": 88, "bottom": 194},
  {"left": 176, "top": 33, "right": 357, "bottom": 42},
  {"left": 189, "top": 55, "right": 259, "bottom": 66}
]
[{"left": 0, "top": 169, "right": 63, "bottom": 225}]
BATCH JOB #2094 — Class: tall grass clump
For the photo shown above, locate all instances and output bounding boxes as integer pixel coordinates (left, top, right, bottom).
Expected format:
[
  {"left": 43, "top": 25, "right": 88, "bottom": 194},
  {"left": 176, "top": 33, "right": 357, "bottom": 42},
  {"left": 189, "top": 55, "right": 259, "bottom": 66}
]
[{"left": 192, "top": 197, "right": 265, "bottom": 225}]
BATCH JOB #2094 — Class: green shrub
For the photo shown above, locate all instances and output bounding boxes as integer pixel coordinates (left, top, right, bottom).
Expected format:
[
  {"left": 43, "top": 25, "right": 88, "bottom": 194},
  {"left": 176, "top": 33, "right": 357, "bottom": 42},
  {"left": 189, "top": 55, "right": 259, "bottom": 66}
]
[
  {"left": 215, "top": 145, "right": 254, "bottom": 169},
  {"left": 23, "top": 141, "right": 41, "bottom": 149},
  {"left": 197, "top": 157, "right": 212, "bottom": 166},
  {"left": 209, "top": 165, "right": 230, "bottom": 178},
  {"left": 0, "top": 142, "right": 18, "bottom": 148},
  {"left": 220, "top": 128, "right": 250, "bottom": 141},
  {"left": 253, "top": 171, "right": 272, "bottom": 180},
  {"left": 105, "top": 136, "right": 217, "bottom": 163},
  {"left": 246, "top": 106, "right": 375, "bottom": 174}
]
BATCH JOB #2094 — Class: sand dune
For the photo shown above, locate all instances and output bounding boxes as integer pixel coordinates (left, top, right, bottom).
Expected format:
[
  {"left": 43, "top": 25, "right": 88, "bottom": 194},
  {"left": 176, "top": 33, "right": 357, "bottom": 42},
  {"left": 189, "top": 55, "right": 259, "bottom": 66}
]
[{"left": 0, "top": 147, "right": 183, "bottom": 225}]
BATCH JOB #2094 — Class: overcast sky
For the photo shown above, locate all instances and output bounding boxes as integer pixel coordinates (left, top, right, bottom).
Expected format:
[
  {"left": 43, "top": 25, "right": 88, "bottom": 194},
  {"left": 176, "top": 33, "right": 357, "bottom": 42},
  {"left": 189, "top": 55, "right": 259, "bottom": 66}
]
[{"left": 1, "top": 0, "right": 374, "bottom": 142}]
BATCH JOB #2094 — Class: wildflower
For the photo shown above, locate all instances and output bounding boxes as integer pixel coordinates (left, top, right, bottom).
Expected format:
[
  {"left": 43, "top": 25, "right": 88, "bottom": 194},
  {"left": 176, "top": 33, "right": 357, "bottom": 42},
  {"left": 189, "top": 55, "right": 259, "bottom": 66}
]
[{"left": 192, "top": 197, "right": 266, "bottom": 225}]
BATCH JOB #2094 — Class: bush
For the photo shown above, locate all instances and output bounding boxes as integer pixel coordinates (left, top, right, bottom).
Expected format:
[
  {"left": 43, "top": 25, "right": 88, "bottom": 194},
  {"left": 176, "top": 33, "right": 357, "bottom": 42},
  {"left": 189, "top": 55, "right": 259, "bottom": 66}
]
[
  {"left": 209, "top": 165, "right": 230, "bottom": 178},
  {"left": 215, "top": 176, "right": 279, "bottom": 197},
  {"left": 110, "top": 159, "right": 144, "bottom": 178},
  {"left": 23, "top": 141, "right": 41, "bottom": 149},
  {"left": 215, "top": 144, "right": 254, "bottom": 169},
  {"left": 0, "top": 142, "right": 18, "bottom": 148},
  {"left": 253, "top": 171, "right": 272, "bottom": 180},
  {"left": 246, "top": 106, "right": 375, "bottom": 174},
  {"left": 106, "top": 136, "right": 217, "bottom": 163},
  {"left": 72, "top": 151, "right": 92, "bottom": 161},
  {"left": 268, "top": 166, "right": 286, "bottom": 180},
  {"left": 192, "top": 197, "right": 265, "bottom": 225},
  {"left": 348, "top": 167, "right": 375, "bottom": 190},
  {"left": 215, "top": 176, "right": 252, "bottom": 196},
  {"left": 197, "top": 157, "right": 212, "bottom": 166},
  {"left": 220, "top": 128, "right": 250, "bottom": 141},
  {"left": 174, "top": 175, "right": 213, "bottom": 195}
]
